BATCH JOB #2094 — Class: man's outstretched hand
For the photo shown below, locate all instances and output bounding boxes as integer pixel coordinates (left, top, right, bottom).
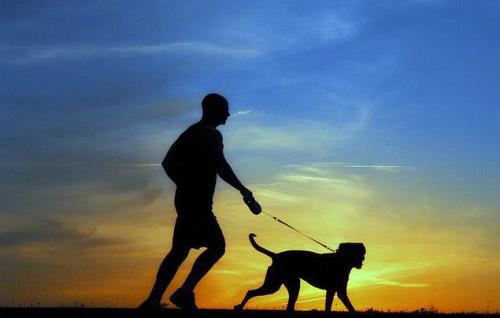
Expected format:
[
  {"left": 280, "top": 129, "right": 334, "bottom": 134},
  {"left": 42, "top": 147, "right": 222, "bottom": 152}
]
[{"left": 240, "top": 188, "right": 262, "bottom": 215}]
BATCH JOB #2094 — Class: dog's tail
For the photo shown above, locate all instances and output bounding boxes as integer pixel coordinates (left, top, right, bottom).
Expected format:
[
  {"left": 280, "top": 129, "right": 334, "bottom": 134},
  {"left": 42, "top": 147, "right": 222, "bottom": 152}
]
[{"left": 249, "top": 233, "right": 275, "bottom": 258}]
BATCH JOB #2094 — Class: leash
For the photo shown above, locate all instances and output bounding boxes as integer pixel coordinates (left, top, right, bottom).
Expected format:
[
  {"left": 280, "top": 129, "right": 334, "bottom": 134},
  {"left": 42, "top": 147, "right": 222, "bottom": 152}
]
[{"left": 261, "top": 210, "right": 337, "bottom": 253}]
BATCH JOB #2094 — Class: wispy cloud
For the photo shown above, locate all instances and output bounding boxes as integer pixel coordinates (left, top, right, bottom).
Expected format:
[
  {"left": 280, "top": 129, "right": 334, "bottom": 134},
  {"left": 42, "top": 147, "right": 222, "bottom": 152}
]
[
  {"left": 225, "top": 105, "right": 372, "bottom": 153},
  {"left": 232, "top": 109, "right": 253, "bottom": 117},
  {"left": 255, "top": 188, "right": 302, "bottom": 204},
  {"left": 102, "top": 163, "right": 161, "bottom": 168},
  {"left": 282, "top": 174, "right": 351, "bottom": 184},
  {"left": 0, "top": 217, "right": 126, "bottom": 250},
  {"left": 1, "top": 41, "right": 263, "bottom": 64},
  {"left": 373, "top": 279, "right": 429, "bottom": 288},
  {"left": 223, "top": 6, "right": 359, "bottom": 55},
  {"left": 0, "top": 162, "right": 161, "bottom": 168},
  {"left": 211, "top": 269, "right": 243, "bottom": 276},
  {"left": 341, "top": 165, "right": 411, "bottom": 172},
  {"left": 285, "top": 162, "right": 412, "bottom": 172},
  {"left": 269, "top": 278, "right": 428, "bottom": 307},
  {"left": 307, "top": 12, "right": 358, "bottom": 43},
  {"left": 291, "top": 279, "right": 429, "bottom": 305},
  {"left": 226, "top": 123, "right": 309, "bottom": 151}
]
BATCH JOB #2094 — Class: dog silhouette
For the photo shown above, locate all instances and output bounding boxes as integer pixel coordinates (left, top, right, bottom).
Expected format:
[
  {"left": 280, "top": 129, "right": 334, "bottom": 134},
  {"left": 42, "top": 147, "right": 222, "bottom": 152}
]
[{"left": 234, "top": 233, "right": 365, "bottom": 312}]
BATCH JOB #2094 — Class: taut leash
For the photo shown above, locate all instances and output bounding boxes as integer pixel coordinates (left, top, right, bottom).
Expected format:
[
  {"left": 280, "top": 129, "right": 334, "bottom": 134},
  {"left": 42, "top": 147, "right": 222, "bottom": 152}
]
[{"left": 261, "top": 210, "right": 337, "bottom": 253}]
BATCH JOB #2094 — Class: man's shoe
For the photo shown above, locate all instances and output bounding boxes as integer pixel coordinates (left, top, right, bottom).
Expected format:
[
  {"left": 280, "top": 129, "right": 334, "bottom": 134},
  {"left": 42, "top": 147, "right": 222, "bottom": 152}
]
[
  {"left": 137, "top": 300, "right": 166, "bottom": 311},
  {"left": 169, "top": 288, "right": 198, "bottom": 310}
]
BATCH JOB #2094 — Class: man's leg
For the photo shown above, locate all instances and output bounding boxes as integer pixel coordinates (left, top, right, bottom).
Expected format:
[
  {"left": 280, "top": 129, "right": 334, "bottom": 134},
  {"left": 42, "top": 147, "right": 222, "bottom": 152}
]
[
  {"left": 181, "top": 220, "right": 225, "bottom": 292},
  {"left": 141, "top": 243, "right": 190, "bottom": 306}
]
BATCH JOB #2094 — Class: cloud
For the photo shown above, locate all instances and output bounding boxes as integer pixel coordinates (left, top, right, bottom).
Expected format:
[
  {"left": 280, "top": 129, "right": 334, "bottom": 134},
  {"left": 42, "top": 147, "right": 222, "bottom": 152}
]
[
  {"left": 341, "top": 165, "right": 410, "bottom": 171},
  {"left": 222, "top": 3, "right": 359, "bottom": 56},
  {"left": 277, "top": 163, "right": 372, "bottom": 201},
  {"left": 254, "top": 189, "right": 301, "bottom": 204},
  {"left": 0, "top": 96, "right": 195, "bottom": 217},
  {"left": 225, "top": 123, "right": 309, "bottom": 151},
  {"left": 285, "top": 162, "right": 411, "bottom": 173},
  {"left": 373, "top": 280, "right": 429, "bottom": 288},
  {"left": 211, "top": 269, "right": 243, "bottom": 277},
  {"left": 0, "top": 162, "right": 162, "bottom": 168},
  {"left": 103, "top": 163, "right": 161, "bottom": 168},
  {"left": 224, "top": 105, "right": 372, "bottom": 155},
  {"left": 232, "top": 109, "right": 253, "bottom": 117},
  {"left": 305, "top": 11, "right": 357, "bottom": 43},
  {"left": 282, "top": 174, "right": 350, "bottom": 184},
  {"left": 0, "top": 218, "right": 126, "bottom": 250},
  {"left": 1, "top": 41, "right": 263, "bottom": 64},
  {"left": 290, "top": 278, "right": 428, "bottom": 305},
  {"left": 123, "top": 186, "right": 164, "bottom": 208}
]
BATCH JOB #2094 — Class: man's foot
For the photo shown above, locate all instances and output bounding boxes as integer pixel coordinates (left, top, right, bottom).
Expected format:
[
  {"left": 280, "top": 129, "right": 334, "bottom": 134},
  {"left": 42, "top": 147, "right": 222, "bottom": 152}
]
[
  {"left": 234, "top": 304, "right": 243, "bottom": 311},
  {"left": 169, "top": 288, "right": 198, "bottom": 310},
  {"left": 137, "top": 300, "right": 166, "bottom": 311}
]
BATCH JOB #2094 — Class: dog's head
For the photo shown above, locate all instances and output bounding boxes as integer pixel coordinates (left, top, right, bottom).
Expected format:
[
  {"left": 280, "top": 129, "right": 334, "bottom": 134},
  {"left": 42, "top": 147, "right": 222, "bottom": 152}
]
[{"left": 337, "top": 243, "right": 366, "bottom": 269}]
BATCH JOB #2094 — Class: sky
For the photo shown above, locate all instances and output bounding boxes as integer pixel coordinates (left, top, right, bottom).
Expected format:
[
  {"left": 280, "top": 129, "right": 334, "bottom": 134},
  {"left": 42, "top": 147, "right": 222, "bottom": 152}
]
[{"left": 1, "top": 0, "right": 499, "bottom": 312}]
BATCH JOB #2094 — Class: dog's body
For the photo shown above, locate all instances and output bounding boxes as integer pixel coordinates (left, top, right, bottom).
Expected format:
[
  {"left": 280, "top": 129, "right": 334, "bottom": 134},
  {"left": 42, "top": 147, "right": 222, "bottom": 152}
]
[{"left": 235, "top": 234, "right": 365, "bottom": 312}]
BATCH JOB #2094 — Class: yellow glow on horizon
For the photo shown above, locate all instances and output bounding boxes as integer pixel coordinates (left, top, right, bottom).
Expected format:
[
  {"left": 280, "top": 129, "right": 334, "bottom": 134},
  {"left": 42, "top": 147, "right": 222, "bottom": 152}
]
[{"left": 7, "top": 164, "right": 499, "bottom": 313}]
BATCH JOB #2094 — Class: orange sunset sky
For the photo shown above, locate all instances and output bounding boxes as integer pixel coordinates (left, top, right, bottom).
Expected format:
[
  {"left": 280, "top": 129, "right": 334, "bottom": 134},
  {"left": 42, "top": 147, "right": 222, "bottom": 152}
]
[{"left": 1, "top": 0, "right": 499, "bottom": 313}]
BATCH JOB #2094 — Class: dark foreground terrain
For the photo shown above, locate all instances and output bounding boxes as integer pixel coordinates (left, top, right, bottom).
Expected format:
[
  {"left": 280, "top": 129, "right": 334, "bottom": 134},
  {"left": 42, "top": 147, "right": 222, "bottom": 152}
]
[{"left": 0, "top": 308, "right": 498, "bottom": 318}]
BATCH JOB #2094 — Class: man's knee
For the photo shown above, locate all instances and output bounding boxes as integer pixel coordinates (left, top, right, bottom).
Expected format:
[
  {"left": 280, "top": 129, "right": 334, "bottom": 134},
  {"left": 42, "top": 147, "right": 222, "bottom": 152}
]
[
  {"left": 208, "top": 239, "right": 225, "bottom": 259},
  {"left": 167, "top": 245, "right": 190, "bottom": 262}
]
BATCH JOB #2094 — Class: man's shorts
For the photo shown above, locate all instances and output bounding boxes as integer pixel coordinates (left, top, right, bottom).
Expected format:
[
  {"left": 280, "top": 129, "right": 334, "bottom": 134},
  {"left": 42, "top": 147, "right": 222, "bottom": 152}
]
[{"left": 172, "top": 214, "right": 225, "bottom": 249}]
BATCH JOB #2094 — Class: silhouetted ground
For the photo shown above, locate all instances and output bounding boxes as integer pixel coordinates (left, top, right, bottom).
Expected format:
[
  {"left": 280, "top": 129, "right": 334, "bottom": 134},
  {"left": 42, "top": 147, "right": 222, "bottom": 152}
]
[{"left": 0, "top": 308, "right": 498, "bottom": 318}]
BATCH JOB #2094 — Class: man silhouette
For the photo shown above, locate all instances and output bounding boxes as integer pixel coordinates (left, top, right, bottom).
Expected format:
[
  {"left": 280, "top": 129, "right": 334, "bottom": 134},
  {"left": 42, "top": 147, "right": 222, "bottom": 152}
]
[{"left": 139, "top": 93, "right": 261, "bottom": 310}]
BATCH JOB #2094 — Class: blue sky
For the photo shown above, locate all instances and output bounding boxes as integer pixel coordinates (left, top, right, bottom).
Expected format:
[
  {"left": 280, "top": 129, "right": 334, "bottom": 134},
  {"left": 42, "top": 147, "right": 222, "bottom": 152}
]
[{"left": 1, "top": 0, "right": 499, "bottom": 311}]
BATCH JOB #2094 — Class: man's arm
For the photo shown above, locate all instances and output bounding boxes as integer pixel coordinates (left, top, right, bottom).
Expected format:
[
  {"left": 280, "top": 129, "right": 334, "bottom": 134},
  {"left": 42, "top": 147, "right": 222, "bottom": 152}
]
[
  {"left": 206, "top": 129, "right": 260, "bottom": 212},
  {"left": 216, "top": 154, "right": 249, "bottom": 195}
]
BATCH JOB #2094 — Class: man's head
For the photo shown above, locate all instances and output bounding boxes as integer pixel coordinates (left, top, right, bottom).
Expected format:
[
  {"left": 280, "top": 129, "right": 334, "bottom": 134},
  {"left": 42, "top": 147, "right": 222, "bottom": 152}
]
[{"left": 202, "top": 93, "right": 230, "bottom": 126}]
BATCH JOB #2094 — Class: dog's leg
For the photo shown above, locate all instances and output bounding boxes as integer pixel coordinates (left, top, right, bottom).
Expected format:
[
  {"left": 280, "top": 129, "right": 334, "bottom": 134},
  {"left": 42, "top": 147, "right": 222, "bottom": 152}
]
[
  {"left": 325, "top": 289, "right": 335, "bottom": 312},
  {"left": 283, "top": 278, "right": 300, "bottom": 312},
  {"left": 235, "top": 267, "right": 282, "bottom": 310},
  {"left": 338, "top": 286, "right": 355, "bottom": 312}
]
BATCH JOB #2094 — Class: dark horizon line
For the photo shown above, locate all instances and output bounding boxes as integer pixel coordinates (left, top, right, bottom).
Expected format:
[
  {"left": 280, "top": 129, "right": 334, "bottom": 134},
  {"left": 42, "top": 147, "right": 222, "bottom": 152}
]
[{"left": 0, "top": 307, "right": 498, "bottom": 317}]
